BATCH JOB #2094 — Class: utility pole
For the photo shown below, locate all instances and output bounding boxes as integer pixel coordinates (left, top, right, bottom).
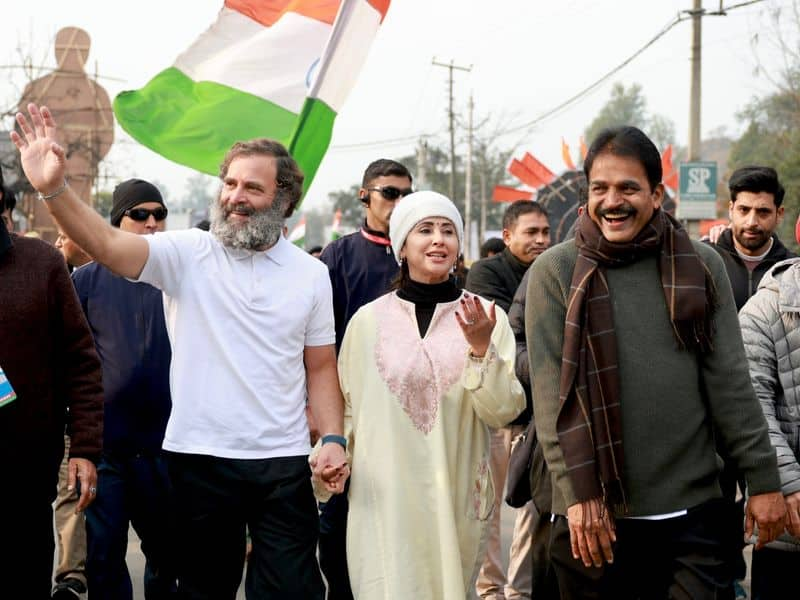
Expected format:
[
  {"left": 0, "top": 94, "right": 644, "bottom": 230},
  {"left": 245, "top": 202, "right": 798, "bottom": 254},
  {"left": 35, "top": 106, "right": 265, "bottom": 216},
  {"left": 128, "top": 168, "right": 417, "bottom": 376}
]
[
  {"left": 432, "top": 58, "right": 472, "bottom": 202},
  {"left": 683, "top": 2, "right": 757, "bottom": 158},
  {"left": 687, "top": 0, "right": 703, "bottom": 161},
  {"left": 479, "top": 163, "right": 487, "bottom": 249},
  {"left": 465, "top": 94, "right": 474, "bottom": 260},
  {"left": 416, "top": 138, "right": 428, "bottom": 188}
]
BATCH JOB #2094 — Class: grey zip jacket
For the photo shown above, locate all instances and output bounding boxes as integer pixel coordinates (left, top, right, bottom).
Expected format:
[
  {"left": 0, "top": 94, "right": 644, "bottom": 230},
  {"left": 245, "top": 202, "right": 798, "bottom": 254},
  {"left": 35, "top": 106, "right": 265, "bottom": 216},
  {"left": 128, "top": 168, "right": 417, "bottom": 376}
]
[{"left": 740, "top": 257, "right": 800, "bottom": 551}]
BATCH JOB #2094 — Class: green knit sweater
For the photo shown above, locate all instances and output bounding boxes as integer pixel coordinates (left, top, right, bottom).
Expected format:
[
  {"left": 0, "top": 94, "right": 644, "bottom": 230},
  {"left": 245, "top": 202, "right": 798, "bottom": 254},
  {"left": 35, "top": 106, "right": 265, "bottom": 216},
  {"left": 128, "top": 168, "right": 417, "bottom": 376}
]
[{"left": 525, "top": 239, "right": 780, "bottom": 517}]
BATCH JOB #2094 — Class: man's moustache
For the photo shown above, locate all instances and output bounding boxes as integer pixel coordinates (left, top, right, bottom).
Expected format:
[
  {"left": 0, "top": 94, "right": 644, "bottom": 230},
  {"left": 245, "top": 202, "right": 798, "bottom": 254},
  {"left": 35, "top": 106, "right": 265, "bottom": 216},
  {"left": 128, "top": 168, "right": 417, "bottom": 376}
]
[
  {"left": 226, "top": 205, "right": 255, "bottom": 217},
  {"left": 597, "top": 206, "right": 636, "bottom": 217}
]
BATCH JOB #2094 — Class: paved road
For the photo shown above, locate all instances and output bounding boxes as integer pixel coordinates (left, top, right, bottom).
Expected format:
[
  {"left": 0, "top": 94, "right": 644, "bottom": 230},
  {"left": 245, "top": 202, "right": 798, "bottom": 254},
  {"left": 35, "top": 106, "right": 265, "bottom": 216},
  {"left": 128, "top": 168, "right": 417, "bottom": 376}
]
[
  {"left": 126, "top": 503, "right": 752, "bottom": 598},
  {"left": 125, "top": 502, "right": 518, "bottom": 599}
]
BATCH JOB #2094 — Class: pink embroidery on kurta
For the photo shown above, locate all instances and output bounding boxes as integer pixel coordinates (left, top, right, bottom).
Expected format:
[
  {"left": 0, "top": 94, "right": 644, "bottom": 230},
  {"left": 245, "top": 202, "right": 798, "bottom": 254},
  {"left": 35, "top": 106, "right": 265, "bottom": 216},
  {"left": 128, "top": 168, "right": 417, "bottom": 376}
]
[{"left": 374, "top": 293, "right": 467, "bottom": 434}]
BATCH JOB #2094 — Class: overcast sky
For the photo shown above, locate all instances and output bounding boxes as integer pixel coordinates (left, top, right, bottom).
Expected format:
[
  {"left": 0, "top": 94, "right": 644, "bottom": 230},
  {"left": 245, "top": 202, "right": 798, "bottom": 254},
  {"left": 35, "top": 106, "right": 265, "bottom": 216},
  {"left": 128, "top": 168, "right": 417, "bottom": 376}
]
[{"left": 3, "top": 0, "right": 788, "bottom": 212}]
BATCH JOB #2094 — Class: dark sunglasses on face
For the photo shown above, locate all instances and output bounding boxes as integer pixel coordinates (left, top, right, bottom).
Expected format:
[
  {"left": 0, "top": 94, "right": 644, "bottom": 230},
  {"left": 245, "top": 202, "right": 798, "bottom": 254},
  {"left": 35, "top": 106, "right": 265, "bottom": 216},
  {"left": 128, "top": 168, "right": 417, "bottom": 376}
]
[
  {"left": 367, "top": 186, "right": 413, "bottom": 201},
  {"left": 125, "top": 207, "right": 169, "bottom": 222}
]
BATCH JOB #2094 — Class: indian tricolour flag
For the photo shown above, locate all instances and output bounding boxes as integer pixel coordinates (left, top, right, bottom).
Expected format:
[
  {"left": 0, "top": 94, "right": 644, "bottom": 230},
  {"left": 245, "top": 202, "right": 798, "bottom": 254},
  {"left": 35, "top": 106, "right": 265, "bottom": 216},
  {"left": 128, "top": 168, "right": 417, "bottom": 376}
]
[
  {"left": 288, "top": 214, "right": 307, "bottom": 247},
  {"left": 114, "top": 0, "right": 390, "bottom": 194},
  {"left": 330, "top": 208, "right": 342, "bottom": 241}
]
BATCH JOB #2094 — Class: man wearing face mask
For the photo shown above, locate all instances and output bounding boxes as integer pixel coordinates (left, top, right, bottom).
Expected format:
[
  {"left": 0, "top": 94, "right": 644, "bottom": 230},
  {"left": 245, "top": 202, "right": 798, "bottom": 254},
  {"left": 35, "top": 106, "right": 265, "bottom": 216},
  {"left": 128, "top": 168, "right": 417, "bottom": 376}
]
[{"left": 71, "top": 179, "right": 177, "bottom": 599}]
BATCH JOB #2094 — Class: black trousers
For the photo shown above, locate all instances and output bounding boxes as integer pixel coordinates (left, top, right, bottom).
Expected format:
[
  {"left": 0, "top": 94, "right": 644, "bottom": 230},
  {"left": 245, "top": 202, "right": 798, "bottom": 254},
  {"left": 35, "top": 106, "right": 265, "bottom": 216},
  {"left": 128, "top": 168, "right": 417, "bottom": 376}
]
[
  {"left": 531, "top": 510, "right": 560, "bottom": 599},
  {"left": 718, "top": 461, "right": 747, "bottom": 581},
  {"left": 166, "top": 452, "right": 325, "bottom": 600},
  {"left": 318, "top": 479, "right": 353, "bottom": 600},
  {"left": 0, "top": 493, "right": 57, "bottom": 599},
  {"left": 86, "top": 454, "right": 177, "bottom": 599},
  {"left": 550, "top": 499, "right": 737, "bottom": 600},
  {"left": 751, "top": 546, "right": 800, "bottom": 600},
  {"left": 0, "top": 454, "right": 61, "bottom": 599}
]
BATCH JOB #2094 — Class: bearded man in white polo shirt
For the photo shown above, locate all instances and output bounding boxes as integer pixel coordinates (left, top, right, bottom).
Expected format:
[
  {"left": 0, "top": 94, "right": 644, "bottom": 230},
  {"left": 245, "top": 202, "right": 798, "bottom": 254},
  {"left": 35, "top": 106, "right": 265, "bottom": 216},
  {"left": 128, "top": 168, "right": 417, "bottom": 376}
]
[{"left": 11, "top": 103, "right": 348, "bottom": 600}]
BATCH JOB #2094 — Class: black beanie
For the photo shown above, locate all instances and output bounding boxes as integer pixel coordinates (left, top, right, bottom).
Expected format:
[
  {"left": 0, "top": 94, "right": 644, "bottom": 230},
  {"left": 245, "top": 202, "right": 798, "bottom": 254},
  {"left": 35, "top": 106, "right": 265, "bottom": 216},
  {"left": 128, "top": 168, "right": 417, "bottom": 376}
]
[{"left": 110, "top": 179, "right": 165, "bottom": 227}]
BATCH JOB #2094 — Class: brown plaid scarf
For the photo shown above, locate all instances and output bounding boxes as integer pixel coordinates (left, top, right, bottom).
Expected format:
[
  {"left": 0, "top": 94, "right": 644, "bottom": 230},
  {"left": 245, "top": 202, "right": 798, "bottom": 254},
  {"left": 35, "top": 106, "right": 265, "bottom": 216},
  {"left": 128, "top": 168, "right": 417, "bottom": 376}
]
[{"left": 558, "top": 208, "right": 714, "bottom": 511}]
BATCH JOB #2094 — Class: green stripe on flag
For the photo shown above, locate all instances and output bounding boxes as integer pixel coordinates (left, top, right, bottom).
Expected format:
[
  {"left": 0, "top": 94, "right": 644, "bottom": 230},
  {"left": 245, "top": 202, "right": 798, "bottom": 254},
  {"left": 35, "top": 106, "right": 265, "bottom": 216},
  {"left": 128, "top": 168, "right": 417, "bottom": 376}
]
[
  {"left": 288, "top": 97, "right": 337, "bottom": 196},
  {"left": 114, "top": 67, "right": 299, "bottom": 176}
]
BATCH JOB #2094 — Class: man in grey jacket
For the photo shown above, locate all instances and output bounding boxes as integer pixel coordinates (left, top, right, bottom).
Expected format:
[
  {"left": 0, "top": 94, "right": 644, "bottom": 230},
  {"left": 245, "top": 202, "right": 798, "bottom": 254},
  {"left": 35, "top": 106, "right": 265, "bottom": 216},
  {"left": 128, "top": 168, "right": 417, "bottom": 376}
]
[{"left": 740, "top": 219, "right": 800, "bottom": 599}]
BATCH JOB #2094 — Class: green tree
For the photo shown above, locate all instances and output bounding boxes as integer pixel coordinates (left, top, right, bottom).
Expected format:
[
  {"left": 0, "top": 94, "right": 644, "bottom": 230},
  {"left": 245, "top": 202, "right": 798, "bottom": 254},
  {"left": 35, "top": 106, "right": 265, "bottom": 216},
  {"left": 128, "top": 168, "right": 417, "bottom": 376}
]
[
  {"left": 94, "top": 189, "right": 113, "bottom": 218},
  {"left": 727, "top": 1, "right": 800, "bottom": 249},
  {"left": 729, "top": 92, "right": 800, "bottom": 248},
  {"left": 584, "top": 82, "right": 676, "bottom": 148},
  {"left": 395, "top": 141, "right": 515, "bottom": 234},
  {"left": 325, "top": 140, "right": 516, "bottom": 242},
  {"left": 181, "top": 172, "right": 216, "bottom": 212},
  {"left": 329, "top": 184, "right": 362, "bottom": 230},
  {"left": 647, "top": 114, "right": 676, "bottom": 150},
  {"left": 150, "top": 179, "right": 170, "bottom": 205}
]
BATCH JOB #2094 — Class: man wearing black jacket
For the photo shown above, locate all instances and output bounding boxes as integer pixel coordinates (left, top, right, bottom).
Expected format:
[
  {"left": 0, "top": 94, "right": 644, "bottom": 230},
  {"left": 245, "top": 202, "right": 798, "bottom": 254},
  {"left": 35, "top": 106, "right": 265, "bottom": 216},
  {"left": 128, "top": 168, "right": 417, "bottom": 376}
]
[
  {"left": 320, "top": 159, "right": 413, "bottom": 351},
  {"left": 318, "top": 159, "right": 413, "bottom": 599},
  {"left": 467, "top": 200, "right": 550, "bottom": 600},
  {"left": 709, "top": 166, "right": 795, "bottom": 311},
  {"left": 707, "top": 165, "right": 795, "bottom": 598},
  {"left": 75, "top": 179, "right": 177, "bottom": 599}
]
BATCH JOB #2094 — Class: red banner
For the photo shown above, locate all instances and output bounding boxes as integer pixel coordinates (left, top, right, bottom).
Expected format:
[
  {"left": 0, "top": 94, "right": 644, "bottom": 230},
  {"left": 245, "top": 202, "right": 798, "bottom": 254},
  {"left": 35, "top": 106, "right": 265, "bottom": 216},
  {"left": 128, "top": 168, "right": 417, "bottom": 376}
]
[{"left": 492, "top": 185, "right": 534, "bottom": 203}]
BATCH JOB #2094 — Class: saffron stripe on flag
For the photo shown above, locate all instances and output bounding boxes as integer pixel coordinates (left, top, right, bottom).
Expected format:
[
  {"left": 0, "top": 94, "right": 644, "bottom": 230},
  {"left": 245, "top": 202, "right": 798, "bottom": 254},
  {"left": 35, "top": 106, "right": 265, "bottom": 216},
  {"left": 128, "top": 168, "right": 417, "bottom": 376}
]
[{"left": 225, "top": 0, "right": 341, "bottom": 27}]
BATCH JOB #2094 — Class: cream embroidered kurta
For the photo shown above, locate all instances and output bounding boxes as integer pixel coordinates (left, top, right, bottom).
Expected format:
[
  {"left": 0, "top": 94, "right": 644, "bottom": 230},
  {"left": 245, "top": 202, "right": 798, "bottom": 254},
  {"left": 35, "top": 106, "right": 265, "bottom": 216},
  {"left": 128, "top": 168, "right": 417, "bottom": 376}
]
[{"left": 339, "top": 291, "right": 525, "bottom": 599}]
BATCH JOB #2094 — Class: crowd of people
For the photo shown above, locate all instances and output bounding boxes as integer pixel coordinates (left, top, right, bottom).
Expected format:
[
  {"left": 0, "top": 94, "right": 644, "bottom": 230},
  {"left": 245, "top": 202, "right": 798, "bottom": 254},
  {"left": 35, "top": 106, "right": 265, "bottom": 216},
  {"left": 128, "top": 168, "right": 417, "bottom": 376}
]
[{"left": 2, "top": 102, "right": 799, "bottom": 600}]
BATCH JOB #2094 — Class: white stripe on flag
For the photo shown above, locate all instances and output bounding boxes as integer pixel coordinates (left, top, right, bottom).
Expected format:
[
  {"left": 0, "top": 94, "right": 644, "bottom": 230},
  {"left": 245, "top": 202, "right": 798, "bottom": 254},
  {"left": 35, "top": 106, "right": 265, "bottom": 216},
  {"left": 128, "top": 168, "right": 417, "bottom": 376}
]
[
  {"left": 310, "top": 0, "right": 383, "bottom": 111},
  {"left": 174, "top": 8, "right": 331, "bottom": 113}
]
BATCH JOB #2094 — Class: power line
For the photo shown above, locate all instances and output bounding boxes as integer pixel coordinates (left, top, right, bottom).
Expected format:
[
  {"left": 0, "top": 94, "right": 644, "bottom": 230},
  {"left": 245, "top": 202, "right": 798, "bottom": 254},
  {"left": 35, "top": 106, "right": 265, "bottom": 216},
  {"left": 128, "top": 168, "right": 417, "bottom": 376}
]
[
  {"left": 496, "top": 0, "right": 766, "bottom": 137},
  {"left": 0, "top": 64, "right": 126, "bottom": 82},
  {"left": 496, "top": 14, "right": 689, "bottom": 136},
  {"left": 714, "top": 0, "right": 767, "bottom": 13},
  {"left": 325, "top": 6, "right": 722, "bottom": 150},
  {"left": 329, "top": 132, "right": 438, "bottom": 151}
]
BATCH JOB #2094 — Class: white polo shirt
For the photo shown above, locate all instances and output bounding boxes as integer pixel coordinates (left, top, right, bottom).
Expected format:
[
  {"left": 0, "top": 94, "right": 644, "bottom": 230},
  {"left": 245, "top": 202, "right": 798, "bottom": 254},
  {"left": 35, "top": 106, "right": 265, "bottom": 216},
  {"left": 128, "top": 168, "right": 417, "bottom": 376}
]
[{"left": 138, "top": 229, "right": 335, "bottom": 459}]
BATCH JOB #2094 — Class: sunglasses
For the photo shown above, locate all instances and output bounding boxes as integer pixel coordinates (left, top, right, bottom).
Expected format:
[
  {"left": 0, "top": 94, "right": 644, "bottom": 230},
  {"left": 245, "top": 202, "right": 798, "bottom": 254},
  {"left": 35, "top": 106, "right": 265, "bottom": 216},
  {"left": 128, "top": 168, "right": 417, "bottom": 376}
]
[
  {"left": 367, "top": 186, "right": 413, "bottom": 201},
  {"left": 125, "top": 207, "right": 168, "bottom": 222}
]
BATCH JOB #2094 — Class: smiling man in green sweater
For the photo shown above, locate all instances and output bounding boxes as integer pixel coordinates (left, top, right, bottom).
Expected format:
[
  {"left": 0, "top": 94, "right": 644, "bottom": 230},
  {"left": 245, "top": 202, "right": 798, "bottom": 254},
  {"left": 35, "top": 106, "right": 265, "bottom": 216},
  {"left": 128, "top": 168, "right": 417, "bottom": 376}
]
[{"left": 525, "top": 126, "right": 786, "bottom": 599}]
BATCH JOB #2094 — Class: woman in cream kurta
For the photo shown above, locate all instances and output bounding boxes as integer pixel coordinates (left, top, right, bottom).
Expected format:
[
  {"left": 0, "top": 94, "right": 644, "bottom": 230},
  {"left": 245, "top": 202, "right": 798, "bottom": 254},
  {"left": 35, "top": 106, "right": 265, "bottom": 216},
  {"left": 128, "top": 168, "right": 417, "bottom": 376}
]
[{"left": 337, "top": 191, "right": 525, "bottom": 599}]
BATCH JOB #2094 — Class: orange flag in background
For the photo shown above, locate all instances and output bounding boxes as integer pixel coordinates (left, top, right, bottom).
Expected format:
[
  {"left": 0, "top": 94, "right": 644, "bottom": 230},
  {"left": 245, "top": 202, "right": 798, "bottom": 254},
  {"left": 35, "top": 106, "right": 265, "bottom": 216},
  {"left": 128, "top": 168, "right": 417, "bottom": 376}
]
[
  {"left": 509, "top": 159, "right": 543, "bottom": 188},
  {"left": 661, "top": 144, "right": 678, "bottom": 190},
  {"left": 521, "top": 153, "right": 556, "bottom": 186},
  {"left": 561, "top": 138, "right": 576, "bottom": 170},
  {"left": 492, "top": 185, "right": 534, "bottom": 202}
]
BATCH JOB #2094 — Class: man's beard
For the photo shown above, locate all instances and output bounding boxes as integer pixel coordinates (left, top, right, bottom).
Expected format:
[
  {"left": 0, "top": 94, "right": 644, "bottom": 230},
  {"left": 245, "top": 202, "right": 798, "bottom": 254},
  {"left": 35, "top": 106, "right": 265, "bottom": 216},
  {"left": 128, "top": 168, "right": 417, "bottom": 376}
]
[
  {"left": 210, "top": 197, "right": 285, "bottom": 250},
  {"left": 733, "top": 226, "right": 771, "bottom": 252}
]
